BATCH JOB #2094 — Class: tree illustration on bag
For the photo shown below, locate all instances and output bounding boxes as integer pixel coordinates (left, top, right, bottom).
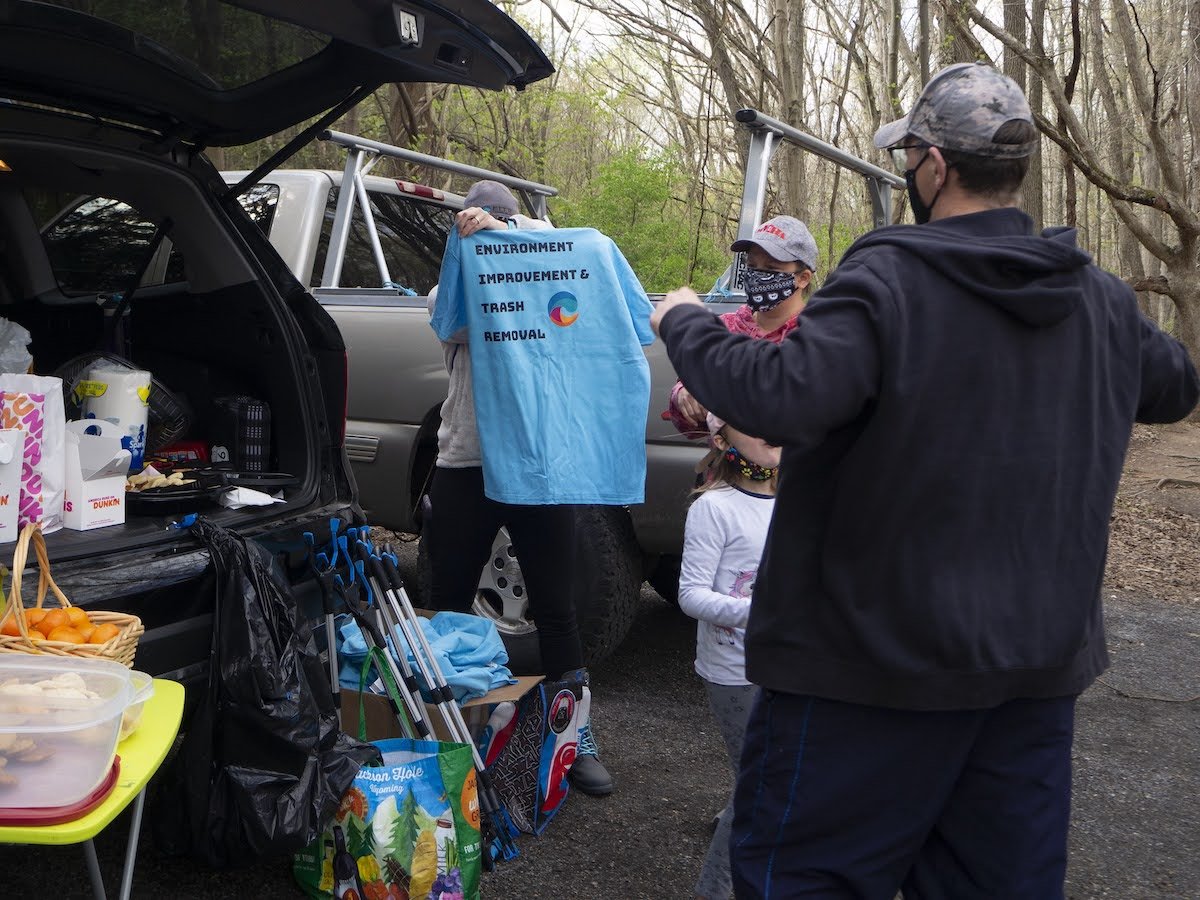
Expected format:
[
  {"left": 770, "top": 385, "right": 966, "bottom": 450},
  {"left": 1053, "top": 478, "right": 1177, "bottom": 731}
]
[{"left": 382, "top": 790, "right": 417, "bottom": 895}]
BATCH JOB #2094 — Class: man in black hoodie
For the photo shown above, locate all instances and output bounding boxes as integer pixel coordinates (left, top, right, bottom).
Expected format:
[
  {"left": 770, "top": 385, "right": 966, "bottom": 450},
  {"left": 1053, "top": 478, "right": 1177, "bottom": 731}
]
[{"left": 652, "top": 63, "right": 1199, "bottom": 899}]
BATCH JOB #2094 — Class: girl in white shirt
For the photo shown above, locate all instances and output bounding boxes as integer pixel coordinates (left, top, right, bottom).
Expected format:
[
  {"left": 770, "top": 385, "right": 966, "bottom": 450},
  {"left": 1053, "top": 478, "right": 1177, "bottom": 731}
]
[{"left": 679, "top": 414, "right": 779, "bottom": 900}]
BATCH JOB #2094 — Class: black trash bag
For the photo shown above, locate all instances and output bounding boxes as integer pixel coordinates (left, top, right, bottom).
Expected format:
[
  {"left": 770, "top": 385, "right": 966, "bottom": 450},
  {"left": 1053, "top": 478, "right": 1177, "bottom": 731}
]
[{"left": 154, "top": 517, "right": 378, "bottom": 868}]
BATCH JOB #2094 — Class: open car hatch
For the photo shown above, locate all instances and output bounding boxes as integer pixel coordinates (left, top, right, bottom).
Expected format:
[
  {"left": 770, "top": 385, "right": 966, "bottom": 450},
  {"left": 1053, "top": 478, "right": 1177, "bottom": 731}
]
[{"left": 0, "top": 0, "right": 554, "bottom": 146}]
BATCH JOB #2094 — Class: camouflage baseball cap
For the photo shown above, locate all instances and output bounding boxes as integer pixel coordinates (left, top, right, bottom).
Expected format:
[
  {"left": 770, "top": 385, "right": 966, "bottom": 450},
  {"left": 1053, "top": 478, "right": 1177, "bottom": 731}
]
[{"left": 873, "top": 62, "right": 1036, "bottom": 159}]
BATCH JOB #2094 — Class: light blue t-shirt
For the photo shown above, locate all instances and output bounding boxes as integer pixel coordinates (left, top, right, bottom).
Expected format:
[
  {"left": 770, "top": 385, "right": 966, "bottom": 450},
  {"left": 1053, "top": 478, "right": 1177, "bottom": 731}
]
[{"left": 431, "top": 226, "right": 654, "bottom": 505}]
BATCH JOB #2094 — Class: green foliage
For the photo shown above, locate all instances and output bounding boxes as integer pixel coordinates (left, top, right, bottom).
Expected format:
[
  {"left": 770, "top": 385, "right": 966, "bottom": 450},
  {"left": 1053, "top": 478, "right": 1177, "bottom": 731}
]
[
  {"left": 554, "top": 150, "right": 729, "bottom": 293},
  {"left": 814, "top": 222, "right": 862, "bottom": 277}
]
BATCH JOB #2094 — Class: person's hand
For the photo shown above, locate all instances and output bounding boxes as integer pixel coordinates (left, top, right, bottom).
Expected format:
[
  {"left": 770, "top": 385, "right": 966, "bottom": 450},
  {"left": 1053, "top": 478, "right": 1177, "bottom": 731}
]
[
  {"left": 456, "top": 206, "right": 505, "bottom": 237},
  {"left": 675, "top": 386, "right": 707, "bottom": 427},
  {"left": 651, "top": 287, "right": 705, "bottom": 337}
]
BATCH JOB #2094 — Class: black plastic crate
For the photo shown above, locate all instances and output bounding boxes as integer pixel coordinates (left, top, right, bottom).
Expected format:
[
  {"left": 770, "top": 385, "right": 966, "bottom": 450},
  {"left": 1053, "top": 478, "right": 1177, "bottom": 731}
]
[{"left": 211, "top": 395, "right": 271, "bottom": 473}]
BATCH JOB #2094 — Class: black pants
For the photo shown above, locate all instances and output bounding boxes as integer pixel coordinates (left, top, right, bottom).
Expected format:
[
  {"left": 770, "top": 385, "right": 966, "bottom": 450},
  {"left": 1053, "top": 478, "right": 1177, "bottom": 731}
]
[
  {"left": 731, "top": 690, "right": 1076, "bottom": 899},
  {"left": 425, "top": 465, "right": 583, "bottom": 679}
]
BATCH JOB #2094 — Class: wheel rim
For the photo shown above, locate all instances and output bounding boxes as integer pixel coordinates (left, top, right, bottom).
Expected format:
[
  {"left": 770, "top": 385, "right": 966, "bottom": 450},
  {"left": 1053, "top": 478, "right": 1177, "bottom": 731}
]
[{"left": 471, "top": 527, "right": 537, "bottom": 636}]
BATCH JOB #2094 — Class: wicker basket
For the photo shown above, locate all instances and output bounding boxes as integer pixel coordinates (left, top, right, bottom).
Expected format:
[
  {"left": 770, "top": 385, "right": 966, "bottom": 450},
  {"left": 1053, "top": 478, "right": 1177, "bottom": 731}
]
[{"left": 0, "top": 523, "right": 143, "bottom": 667}]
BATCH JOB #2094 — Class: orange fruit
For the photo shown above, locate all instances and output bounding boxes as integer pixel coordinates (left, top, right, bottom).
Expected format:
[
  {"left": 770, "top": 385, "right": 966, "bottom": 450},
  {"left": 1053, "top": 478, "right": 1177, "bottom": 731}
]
[
  {"left": 1, "top": 616, "right": 21, "bottom": 637},
  {"left": 38, "top": 608, "right": 71, "bottom": 634},
  {"left": 46, "top": 625, "right": 86, "bottom": 644},
  {"left": 76, "top": 622, "right": 96, "bottom": 641},
  {"left": 24, "top": 608, "right": 47, "bottom": 628},
  {"left": 88, "top": 623, "right": 120, "bottom": 645},
  {"left": 65, "top": 606, "right": 91, "bottom": 628}
]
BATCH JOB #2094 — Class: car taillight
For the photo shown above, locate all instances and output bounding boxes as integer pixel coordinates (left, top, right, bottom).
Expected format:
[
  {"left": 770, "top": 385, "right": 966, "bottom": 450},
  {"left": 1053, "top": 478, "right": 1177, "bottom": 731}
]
[{"left": 394, "top": 179, "right": 444, "bottom": 200}]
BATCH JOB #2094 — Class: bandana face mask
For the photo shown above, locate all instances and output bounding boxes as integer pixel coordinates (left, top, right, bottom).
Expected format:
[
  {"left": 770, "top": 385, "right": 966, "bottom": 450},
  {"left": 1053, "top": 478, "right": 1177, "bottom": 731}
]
[
  {"left": 743, "top": 268, "right": 797, "bottom": 313},
  {"left": 723, "top": 444, "right": 777, "bottom": 482}
]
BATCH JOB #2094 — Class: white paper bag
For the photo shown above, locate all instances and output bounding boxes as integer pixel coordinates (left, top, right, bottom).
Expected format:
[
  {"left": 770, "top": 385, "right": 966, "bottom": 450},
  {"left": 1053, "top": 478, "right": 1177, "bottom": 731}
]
[
  {"left": 0, "top": 373, "right": 66, "bottom": 534},
  {"left": 0, "top": 429, "right": 23, "bottom": 541},
  {"left": 63, "top": 419, "right": 131, "bottom": 531}
]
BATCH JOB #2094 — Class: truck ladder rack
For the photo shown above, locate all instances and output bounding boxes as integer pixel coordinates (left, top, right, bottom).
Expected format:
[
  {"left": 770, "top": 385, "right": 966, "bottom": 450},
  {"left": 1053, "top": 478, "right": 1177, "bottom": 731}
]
[
  {"left": 734, "top": 108, "right": 906, "bottom": 239},
  {"left": 317, "top": 129, "right": 558, "bottom": 290}
]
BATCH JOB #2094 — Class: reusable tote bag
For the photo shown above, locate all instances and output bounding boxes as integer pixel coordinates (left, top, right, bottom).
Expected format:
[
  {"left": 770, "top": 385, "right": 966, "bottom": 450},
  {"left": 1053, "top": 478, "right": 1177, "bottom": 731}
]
[
  {"left": 294, "top": 653, "right": 483, "bottom": 900},
  {"left": 475, "top": 671, "right": 588, "bottom": 835},
  {"left": 0, "top": 374, "right": 66, "bottom": 532}
]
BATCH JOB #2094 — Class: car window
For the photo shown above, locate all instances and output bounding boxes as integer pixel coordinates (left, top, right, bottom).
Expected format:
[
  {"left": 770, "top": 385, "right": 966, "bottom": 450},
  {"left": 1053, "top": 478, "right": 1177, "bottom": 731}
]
[
  {"left": 38, "top": 0, "right": 329, "bottom": 92},
  {"left": 314, "top": 187, "right": 454, "bottom": 294},
  {"left": 236, "top": 183, "right": 281, "bottom": 236},
  {"left": 161, "top": 183, "right": 279, "bottom": 283},
  {"left": 32, "top": 191, "right": 167, "bottom": 295}
]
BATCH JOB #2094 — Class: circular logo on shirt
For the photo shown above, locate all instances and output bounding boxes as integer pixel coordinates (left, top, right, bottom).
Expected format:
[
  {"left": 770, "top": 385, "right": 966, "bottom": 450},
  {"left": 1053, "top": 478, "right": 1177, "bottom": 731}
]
[{"left": 548, "top": 291, "right": 579, "bottom": 327}]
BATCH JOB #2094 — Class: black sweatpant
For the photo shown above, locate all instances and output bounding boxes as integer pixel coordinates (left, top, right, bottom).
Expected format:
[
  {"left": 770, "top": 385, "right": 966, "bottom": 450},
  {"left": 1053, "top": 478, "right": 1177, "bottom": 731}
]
[
  {"left": 730, "top": 690, "right": 1076, "bottom": 899},
  {"left": 425, "top": 465, "right": 583, "bottom": 679}
]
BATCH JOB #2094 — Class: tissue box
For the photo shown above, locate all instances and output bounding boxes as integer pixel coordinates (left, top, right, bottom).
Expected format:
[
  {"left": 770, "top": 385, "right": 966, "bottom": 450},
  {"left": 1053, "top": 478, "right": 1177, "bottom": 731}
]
[
  {"left": 63, "top": 420, "right": 132, "bottom": 530},
  {"left": 0, "top": 429, "right": 22, "bottom": 542}
]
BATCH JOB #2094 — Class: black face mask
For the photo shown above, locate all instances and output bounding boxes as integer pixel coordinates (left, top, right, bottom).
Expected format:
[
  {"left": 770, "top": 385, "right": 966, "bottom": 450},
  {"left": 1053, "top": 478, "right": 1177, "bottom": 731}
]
[
  {"left": 905, "top": 151, "right": 942, "bottom": 225},
  {"left": 744, "top": 268, "right": 797, "bottom": 313}
]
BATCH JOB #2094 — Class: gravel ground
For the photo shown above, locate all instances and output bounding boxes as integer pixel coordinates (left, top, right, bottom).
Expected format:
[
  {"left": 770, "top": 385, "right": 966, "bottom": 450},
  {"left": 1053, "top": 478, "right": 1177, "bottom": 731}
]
[{"left": 4, "top": 423, "right": 1200, "bottom": 898}]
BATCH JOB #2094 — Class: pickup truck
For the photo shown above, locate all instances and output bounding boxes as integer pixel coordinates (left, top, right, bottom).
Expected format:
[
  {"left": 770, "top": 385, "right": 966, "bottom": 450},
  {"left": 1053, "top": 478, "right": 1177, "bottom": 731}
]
[{"left": 222, "top": 118, "right": 904, "bottom": 671}]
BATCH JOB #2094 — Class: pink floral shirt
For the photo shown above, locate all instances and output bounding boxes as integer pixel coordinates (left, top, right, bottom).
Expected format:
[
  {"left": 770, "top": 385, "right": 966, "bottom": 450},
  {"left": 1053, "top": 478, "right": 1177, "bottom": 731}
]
[{"left": 663, "top": 304, "right": 801, "bottom": 438}]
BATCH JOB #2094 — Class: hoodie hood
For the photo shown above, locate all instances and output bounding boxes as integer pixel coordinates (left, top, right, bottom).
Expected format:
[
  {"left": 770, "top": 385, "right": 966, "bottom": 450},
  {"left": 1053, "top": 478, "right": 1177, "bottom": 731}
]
[{"left": 845, "top": 208, "right": 1093, "bottom": 327}]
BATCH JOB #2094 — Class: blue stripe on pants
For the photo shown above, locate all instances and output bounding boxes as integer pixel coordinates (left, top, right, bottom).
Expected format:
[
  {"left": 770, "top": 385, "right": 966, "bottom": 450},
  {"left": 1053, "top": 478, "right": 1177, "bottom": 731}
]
[{"left": 729, "top": 690, "right": 1075, "bottom": 899}]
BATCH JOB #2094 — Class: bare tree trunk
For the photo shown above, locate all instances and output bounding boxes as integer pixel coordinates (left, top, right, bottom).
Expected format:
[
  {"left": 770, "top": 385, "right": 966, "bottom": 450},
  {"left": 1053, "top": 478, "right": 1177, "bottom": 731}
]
[
  {"left": 1025, "top": 0, "right": 1046, "bottom": 228},
  {"left": 919, "top": 0, "right": 932, "bottom": 84},
  {"left": 1002, "top": 0, "right": 1040, "bottom": 223},
  {"left": 773, "top": 0, "right": 810, "bottom": 220},
  {"left": 939, "top": 2, "right": 978, "bottom": 66},
  {"left": 888, "top": 0, "right": 904, "bottom": 117},
  {"left": 1169, "top": 269, "right": 1200, "bottom": 364}
]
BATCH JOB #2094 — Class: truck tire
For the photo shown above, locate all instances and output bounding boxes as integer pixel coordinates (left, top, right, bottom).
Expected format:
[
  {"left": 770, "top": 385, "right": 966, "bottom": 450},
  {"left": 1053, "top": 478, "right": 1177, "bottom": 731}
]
[{"left": 416, "top": 506, "right": 641, "bottom": 674}]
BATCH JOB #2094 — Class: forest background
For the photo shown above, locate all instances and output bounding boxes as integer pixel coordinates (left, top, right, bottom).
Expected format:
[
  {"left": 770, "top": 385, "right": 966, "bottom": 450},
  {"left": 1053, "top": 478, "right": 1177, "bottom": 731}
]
[{"left": 210, "top": 0, "right": 1200, "bottom": 368}]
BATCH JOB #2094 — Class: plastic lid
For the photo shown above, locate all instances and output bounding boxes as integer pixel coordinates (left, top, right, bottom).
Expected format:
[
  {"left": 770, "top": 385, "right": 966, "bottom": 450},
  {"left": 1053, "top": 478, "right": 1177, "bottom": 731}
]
[
  {"left": 128, "top": 670, "right": 155, "bottom": 705},
  {"left": 0, "top": 757, "right": 121, "bottom": 825},
  {"left": 0, "top": 656, "right": 133, "bottom": 732}
]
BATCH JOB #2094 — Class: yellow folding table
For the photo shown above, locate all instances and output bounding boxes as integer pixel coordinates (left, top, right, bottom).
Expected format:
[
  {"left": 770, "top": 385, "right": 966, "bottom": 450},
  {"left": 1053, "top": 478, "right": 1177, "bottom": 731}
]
[{"left": 0, "top": 678, "right": 185, "bottom": 900}]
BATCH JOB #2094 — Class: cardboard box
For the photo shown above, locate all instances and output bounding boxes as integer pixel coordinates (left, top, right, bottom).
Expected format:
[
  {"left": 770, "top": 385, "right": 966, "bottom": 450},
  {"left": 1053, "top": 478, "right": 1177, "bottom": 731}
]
[
  {"left": 63, "top": 419, "right": 131, "bottom": 530},
  {"left": 0, "top": 429, "right": 22, "bottom": 542},
  {"left": 340, "top": 607, "right": 544, "bottom": 742},
  {"left": 350, "top": 674, "right": 544, "bottom": 744}
]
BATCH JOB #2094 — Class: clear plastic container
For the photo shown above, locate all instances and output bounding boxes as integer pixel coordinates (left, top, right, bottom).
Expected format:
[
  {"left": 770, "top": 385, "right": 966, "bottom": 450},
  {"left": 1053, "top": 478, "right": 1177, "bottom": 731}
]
[
  {"left": 0, "top": 656, "right": 133, "bottom": 809},
  {"left": 119, "top": 671, "right": 154, "bottom": 741}
]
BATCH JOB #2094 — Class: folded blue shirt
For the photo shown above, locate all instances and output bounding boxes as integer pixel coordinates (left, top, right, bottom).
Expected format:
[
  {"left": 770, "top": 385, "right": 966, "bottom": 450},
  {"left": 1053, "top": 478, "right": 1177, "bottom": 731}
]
[{"left": 338, "top": 610, "right": 516, "bottom": 703}]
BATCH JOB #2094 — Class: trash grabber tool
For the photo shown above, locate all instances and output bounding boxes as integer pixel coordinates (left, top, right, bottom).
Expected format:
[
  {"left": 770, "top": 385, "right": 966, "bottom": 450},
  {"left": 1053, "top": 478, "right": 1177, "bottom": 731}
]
[
  {"left": 335, "top": 575, "right": 428, "bottom": 740},
  {"left": 371, "top": 545, "right": 519, "bottom": 863},
  {"left": 356, "top": 566, "right": 433, "bottom": 740},
  {"left": 350, "top": 540, "right": 433, "bottom": 734},
  {"left": 304, "top": 532, "right": 341, "bottom": 714}
]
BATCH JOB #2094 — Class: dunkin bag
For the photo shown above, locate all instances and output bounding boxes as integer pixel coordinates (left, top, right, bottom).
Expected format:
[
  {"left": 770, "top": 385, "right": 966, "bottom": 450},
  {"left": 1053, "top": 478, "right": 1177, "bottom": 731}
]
[{"left": 0, "top": 374, "right": 65, "bottom": 533}]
